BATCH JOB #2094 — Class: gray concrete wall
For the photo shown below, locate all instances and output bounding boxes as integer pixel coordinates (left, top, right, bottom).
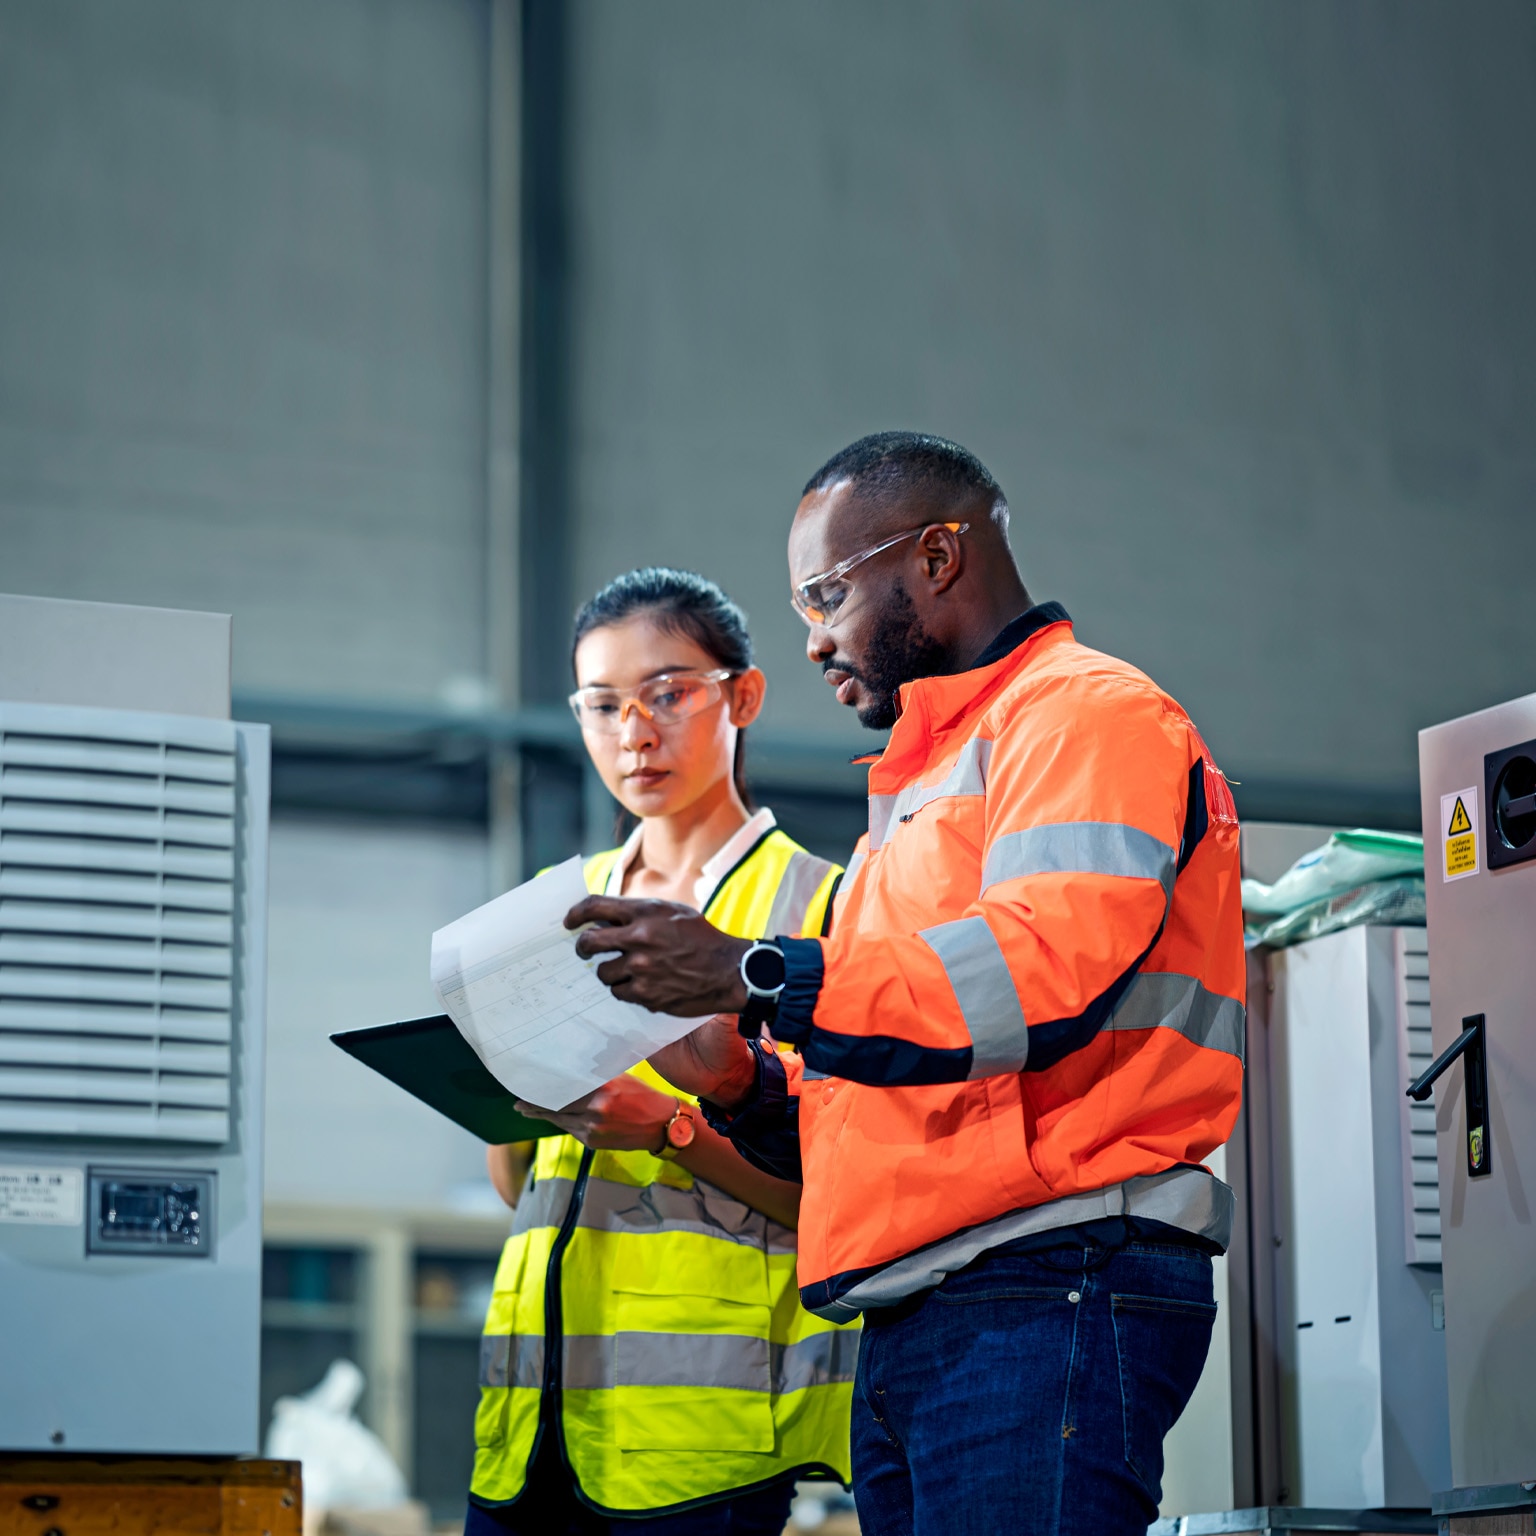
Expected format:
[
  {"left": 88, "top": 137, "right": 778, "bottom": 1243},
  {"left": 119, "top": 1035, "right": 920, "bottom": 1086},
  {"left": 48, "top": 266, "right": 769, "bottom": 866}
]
[
  {"left": 264, "top": 818, "right": 490, "bottom": 1210},
  {"left": 567, "top": 1, "right": 1536, "bottom": 803},
  {"left": 0, "top": 0, "right": 500, "bottom": 1209},
  {"left": 0, "top": 0, "right": 490, "bottom": 705}
]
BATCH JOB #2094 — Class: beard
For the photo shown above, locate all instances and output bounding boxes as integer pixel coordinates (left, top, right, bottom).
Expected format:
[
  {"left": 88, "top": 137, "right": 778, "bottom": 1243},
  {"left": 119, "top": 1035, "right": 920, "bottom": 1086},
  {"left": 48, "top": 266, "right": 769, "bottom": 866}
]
[{"left": 830, "top": 582, "right": 954, "bottom": 731}]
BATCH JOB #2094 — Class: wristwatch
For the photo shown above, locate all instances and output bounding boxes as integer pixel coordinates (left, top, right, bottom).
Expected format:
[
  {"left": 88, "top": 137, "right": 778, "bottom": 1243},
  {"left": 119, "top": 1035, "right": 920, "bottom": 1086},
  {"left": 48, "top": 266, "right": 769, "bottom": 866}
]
[
  {"left": 736, "top": 940, "right": 787, "bottom": 1038},
  {"left": 655, "top": 1101, "right": 697, "bottom": 1161}
]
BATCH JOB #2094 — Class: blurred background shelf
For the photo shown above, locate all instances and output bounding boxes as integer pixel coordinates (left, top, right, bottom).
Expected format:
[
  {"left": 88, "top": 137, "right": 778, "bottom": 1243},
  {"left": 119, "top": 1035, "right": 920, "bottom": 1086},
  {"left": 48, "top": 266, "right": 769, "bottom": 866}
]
[
  {"left": 413, "top": 1311, "right": 491, "bottom": 1339},
  {"left": 262, "top": 1300, "right": 362, "bottom": 1332},
  {"left": 262, "top": 1203, "right": 509, "bottom": 1523}
]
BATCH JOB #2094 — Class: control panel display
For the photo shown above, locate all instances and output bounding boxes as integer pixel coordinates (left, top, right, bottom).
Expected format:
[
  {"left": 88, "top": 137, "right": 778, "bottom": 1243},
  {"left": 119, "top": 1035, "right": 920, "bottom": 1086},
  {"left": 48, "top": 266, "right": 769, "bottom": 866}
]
[{"left": 86, "top": 1169, "right": 214, "bottom": 1257}]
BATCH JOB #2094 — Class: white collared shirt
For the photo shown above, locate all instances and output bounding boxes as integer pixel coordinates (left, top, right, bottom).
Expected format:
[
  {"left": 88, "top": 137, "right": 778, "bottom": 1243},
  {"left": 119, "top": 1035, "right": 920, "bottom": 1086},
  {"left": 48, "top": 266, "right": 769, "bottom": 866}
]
[{"left": 603, "top": 806, "right": 778, "bottom": 911}]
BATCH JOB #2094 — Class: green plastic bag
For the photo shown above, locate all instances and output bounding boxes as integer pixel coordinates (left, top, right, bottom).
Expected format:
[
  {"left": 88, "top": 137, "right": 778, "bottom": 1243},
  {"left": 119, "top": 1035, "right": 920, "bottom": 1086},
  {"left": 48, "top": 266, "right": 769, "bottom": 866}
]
[
  {"left": 1245, "top": 874, "right": 1425, "bottom": 949},
  {"left": 1241, "top": 829, "right": 1424, "bottom": 916},
  {"left": 1241, "top": 829, "right": 1426, "bottom": 950}
]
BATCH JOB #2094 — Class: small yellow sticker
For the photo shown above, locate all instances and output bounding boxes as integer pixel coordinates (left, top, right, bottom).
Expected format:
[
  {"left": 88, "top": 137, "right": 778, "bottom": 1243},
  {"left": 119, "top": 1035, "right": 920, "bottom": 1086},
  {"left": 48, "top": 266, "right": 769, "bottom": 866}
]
[{"left": 1441, "top": 786, "right": 1480, "bottom": 881}]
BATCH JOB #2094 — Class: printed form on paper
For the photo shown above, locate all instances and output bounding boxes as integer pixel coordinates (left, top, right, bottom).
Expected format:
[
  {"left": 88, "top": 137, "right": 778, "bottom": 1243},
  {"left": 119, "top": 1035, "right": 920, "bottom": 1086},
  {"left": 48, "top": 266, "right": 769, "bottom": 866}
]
[{"left": 430, "top": 856, "right": 707, "bottom": 1112}]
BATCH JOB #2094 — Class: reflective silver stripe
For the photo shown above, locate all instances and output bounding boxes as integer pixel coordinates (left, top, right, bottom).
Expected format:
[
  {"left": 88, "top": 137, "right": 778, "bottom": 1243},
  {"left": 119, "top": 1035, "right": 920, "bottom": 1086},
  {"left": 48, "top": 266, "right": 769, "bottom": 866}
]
[
  {"left": 764, "top": 848, "right": 837, "bottom": 939},
  {"left": 511, "top": 1172, "right": 581, "bottom": 1236},
  {"left": 565, "top": 1332, "right": 768, "bottom": 1393},
  {"left": 982, "top": 821, "right": 1177, "bottom": 899},
  {"left": 581, "top": 1174, "right": 798, "bottom": 1254},
  {"left": 515, "top": 1173, "right": 796, "bottom": 1254},
  {"left": 561, "top": 1335, "right": 609, "bottom": 1390},
  {"left": 1106, "top": 971, "right": 1245, "bottom": 1061},
  {"left": 869, "top": 738, "right": 992, "bottom": 851},
  {"left": 561, "top": 1329, "right": 857, "bottom": 1394},
  {"left": 773, "top": 1328, "right": 860, "bottom": 1392},
  {"left": 619, "top": 1331, "right": 769, "bottom": 1391},
  {"left": 868, "top": 794, "right": 898, "bottom": 850},
  {"left": 918, "top": 915, "right": 1028, "bottom": 1077},
  {"left": 480, "top": 1332, "right": 544, "bottom": 1389},
  {"left": 842, "top": 849, "right": 867, "bottom": 889},
  {"left": 818, "top": 1166, "right": 1235, "bottom": 1322}
]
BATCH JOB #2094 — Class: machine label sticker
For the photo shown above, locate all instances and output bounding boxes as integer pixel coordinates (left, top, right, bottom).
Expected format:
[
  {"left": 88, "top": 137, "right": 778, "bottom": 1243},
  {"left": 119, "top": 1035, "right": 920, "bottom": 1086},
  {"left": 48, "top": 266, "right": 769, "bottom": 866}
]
[
  {"left": 0, "top": 1165, "right": 84, "bottom": 1225},
  {"left": 1442, "top": 786, "right": 1480, "bottom": 881}
]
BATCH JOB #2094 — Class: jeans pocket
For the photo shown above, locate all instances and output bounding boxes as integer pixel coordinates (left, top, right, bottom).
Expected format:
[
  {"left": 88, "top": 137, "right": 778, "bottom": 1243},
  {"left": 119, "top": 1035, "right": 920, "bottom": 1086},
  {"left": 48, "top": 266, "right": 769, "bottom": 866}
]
[
  {"left": 1111, "top": 1292, "right": 1217, "bottom": 1502},
  {"left": 931, "top": 1281, "right": 1066, "bottom": 1305}
]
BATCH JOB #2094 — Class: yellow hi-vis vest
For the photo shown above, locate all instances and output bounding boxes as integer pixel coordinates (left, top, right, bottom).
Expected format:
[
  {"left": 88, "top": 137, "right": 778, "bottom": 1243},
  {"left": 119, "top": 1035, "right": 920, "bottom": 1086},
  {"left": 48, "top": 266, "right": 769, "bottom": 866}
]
[{"left": 471, "top": 825, "right": 860, "bottom": 1515}]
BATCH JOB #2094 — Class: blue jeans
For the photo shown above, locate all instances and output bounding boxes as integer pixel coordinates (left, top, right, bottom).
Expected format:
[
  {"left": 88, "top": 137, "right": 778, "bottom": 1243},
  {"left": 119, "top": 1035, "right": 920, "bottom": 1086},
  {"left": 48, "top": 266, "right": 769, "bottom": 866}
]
[{"left": 851, "top": 1238, "right": 1216, "bottom": 1536}]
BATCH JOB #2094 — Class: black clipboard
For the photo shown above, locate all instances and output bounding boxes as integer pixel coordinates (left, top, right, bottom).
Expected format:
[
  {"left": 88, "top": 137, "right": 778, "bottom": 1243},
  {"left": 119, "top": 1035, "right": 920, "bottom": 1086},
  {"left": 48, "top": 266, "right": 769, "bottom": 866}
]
[{"left": 331, "top": 1014, "right": 559, "bottom": 1144}]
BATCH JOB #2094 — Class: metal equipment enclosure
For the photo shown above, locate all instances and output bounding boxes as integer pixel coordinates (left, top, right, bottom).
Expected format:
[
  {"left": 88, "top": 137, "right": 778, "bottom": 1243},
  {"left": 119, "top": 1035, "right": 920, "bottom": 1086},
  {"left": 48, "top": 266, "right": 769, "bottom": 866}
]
[
  {"left": 0, "top": 596, "right": 269, "bottom": 1454},
  {"left": 1418, "top": 693, "right": 1536, "bottom": 1492}
]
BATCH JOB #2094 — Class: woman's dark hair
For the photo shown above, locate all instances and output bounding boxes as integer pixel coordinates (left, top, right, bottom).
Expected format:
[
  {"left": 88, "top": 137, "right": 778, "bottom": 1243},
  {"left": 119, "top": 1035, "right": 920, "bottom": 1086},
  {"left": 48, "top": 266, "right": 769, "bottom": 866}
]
[{"left": 572, "top": 567, "right": 757, "bottom": 822}]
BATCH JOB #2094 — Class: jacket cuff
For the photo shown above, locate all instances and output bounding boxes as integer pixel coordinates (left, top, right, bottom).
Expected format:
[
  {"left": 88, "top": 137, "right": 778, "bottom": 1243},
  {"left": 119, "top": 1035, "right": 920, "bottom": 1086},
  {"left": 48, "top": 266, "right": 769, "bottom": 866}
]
[
  {"left": 699, "top": 1038, "right": 802, "bottom": 1183},
  {"left": 769, "top": 935, "right": 825, "bottom": 1047},
  {"left": 700, "top": 1035, "right": 782, "bottom": 1129}
]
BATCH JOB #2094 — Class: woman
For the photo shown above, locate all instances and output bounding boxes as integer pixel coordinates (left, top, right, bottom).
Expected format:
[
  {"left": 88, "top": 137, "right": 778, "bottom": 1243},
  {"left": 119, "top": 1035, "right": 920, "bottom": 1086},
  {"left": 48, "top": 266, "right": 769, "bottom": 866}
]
[{"left": 467, "top": 568, "right": 858, "bottom": 1536}]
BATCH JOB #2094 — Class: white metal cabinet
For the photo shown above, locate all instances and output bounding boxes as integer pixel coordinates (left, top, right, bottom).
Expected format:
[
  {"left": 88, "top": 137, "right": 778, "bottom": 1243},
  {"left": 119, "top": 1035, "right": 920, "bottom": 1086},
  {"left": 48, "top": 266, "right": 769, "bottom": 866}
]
[{"left": 1268, "top": 926, "right": 1449, "bottom": 1508}]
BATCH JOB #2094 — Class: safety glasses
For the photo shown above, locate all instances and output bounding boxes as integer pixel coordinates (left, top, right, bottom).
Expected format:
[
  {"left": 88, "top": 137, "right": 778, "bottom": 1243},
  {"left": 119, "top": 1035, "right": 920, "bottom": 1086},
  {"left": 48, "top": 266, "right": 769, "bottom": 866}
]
[
  {"left": 790, "top": 522, "right": 968, "bottom": 627},
  {"left": 568, "top": 669, "right": 736, "bottom": 734}
]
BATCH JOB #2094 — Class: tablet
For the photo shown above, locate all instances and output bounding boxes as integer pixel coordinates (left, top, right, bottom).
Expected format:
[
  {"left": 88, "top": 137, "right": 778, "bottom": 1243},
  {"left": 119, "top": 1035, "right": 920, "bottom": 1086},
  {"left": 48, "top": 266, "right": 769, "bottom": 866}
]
[{"left": 331, "top": 1014, "right": 558, "bottom": 1143}]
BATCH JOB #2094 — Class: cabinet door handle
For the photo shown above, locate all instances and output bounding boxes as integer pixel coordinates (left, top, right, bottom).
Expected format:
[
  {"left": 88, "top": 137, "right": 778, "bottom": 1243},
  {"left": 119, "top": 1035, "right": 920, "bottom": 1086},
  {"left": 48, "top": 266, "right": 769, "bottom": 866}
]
[{"left": 1406, "top": 1013, "right": 1491, "bottom": 1179}]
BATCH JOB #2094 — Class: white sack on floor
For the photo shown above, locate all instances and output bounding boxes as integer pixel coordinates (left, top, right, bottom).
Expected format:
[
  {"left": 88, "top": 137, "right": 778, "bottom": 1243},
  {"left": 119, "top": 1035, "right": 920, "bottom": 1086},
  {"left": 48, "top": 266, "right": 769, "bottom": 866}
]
[{"left": 264, "top": 1358, "right": 409, "bottom": 1522}]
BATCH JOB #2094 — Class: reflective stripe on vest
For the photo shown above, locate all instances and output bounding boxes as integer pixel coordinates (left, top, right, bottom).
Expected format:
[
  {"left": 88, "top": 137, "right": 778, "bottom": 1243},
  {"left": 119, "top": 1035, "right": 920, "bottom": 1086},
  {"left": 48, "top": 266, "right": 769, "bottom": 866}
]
[
  {"left": 764, "top": 848, "right": 839, "bottom": 941},
  {"left": 482, "top": 1328, "right": 859, "bottom": 1395},
  {"left": 513, "top": 1171, "right": 797, "bottom": 1254}
]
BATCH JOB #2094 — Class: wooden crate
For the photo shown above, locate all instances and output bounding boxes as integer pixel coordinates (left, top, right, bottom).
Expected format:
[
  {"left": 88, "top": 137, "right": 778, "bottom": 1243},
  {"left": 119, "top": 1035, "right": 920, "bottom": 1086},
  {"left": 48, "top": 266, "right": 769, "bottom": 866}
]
[
  {"left": 0, "top": 1457, "right": 301, "bottom": 1536},
  {"left": 1444, "top": 1510, "right": 1536, "bottom": 1535}
]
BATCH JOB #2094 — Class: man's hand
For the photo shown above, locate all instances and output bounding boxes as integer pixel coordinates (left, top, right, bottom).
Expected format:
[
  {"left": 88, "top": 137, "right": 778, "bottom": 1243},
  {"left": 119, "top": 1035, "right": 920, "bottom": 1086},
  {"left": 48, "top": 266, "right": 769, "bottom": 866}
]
[
  {"left": 513, "top": 1074, "right": 677, "bottom": 1153},
  {"left": 566, "top": 895, "right": 751, "bottom": 1016},
  {"left": 647, "top": 1014, "right": 759, "bottom": 1112}
]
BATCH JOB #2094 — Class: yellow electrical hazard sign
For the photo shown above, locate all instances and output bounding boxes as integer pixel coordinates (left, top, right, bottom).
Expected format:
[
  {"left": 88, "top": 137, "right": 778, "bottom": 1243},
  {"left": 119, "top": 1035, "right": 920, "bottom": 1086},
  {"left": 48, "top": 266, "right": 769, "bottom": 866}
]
[{"left": 1441, "top": 786, "right": 1479, "bottom": 881}]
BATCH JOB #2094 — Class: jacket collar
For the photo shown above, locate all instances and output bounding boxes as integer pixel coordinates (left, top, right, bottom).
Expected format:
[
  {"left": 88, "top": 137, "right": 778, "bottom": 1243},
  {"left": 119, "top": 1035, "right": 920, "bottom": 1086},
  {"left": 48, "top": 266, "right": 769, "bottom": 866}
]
[
  {"left": 872, "top": 602, "right": 1073, "bottom": 782},
  {"left": 894, "top": 600, "right": 1072, "bottom": 722},
  {"left": 968, "top": 600, "right": 1072, "bottom": 671}
]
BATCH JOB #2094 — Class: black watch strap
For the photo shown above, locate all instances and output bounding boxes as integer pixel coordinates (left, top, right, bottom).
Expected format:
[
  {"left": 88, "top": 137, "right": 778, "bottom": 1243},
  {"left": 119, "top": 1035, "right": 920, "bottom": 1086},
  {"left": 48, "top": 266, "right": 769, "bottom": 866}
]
[{"left": 737, "top": 989, "right": 779, "bottom": 1038}]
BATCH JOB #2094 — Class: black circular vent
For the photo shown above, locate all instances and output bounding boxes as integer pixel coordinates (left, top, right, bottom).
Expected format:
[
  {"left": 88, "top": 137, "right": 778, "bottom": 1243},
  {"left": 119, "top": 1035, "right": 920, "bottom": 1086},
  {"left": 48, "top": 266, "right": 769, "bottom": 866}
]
[{"left": 1492, "top": 753, "right": 1536, "bottom": 852}]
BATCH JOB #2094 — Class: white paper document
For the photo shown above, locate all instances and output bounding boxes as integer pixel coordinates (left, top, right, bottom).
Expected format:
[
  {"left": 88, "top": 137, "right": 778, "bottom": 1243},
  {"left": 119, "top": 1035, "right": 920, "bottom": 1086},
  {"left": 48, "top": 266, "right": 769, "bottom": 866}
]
[{"left": 430, "top": 856, "right": 703, "bottom": 1111}]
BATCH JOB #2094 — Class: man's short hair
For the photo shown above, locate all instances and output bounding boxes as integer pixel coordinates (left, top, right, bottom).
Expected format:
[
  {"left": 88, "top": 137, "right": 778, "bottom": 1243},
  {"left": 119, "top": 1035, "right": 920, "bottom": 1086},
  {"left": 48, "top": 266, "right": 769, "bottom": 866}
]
[{"left": 802, "top": 432, "right": 1007, "bottom": 524}]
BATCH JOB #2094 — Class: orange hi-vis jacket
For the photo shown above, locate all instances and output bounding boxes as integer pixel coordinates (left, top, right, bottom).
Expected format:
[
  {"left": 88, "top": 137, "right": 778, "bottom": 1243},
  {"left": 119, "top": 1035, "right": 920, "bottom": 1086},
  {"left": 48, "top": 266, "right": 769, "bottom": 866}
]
[{"left": 714, "top": 603, "right": 1246, "bottom": 1323}]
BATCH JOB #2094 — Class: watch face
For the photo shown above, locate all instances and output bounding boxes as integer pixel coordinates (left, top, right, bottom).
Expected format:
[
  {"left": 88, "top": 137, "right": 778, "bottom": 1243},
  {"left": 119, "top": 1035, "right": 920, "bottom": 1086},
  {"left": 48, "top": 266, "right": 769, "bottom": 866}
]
[
  {"left": 667, "top": 1108, "right": 696, "bottom": 1149},
  {"left": 743, "top": 943, "right": 787, "bottom": 993}
]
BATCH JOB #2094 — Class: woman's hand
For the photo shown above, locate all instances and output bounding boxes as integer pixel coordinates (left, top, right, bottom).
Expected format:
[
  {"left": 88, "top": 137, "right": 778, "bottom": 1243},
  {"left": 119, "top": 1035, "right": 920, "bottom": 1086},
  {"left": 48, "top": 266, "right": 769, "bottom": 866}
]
[
  {"left": 647, "top": 1014, "right": 759, "bottom": 1112},
  {"left": 514, "top": 1073, "right": 677, "bottom": 1153}
]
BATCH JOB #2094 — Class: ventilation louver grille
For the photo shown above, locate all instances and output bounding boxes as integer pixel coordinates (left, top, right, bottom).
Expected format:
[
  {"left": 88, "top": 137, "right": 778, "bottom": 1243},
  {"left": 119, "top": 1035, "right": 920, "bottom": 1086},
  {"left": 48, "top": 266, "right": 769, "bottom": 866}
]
[
  {"left": 0, "top": 702, "right": 238, "bottom": 1143},
  {"left": 1396, "top": 929, "right": 1440, "bottom": 1265}
]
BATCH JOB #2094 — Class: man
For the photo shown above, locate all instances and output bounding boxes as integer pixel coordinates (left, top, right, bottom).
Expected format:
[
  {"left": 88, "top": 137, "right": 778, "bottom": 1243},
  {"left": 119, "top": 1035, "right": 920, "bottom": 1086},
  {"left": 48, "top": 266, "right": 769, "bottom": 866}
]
[{"left": 567, "top": 433, "right": 1245, "bottom": 1536}]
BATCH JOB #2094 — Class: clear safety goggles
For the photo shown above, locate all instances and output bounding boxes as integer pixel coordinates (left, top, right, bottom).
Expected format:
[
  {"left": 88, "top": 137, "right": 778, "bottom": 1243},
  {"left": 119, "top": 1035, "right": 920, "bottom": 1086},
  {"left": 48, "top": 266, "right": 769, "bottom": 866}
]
[
  {"left": 790, "top": 522, "right": 968, "bottom": 627},
  {"left": 568, "top": 669, "right": 736, "bottom": 734}
]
